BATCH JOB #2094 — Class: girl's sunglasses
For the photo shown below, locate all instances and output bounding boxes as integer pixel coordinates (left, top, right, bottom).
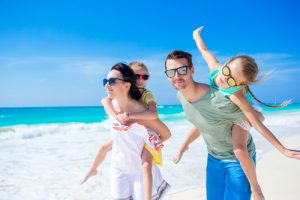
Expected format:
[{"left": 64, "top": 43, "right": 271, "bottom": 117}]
[
  {"left": 135, "top": 74, "right": 149, "bottom": 80},
  {"left": 103, "top": 77, "right": 125, "bottom": 87},
  {"left": 222, "top": 65, "right": 237, "bottom": 87},
  {"left": 165, "top": 66, "right": 191, "bottom": 78}
]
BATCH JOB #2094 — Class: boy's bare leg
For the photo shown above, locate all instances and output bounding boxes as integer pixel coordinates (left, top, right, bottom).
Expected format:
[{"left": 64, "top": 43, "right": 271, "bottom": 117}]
[
  {"left": 81, "top": 139, "right": 113, "bottom": 184},
  {"left": 141, "top": 147, "right": 153, "bottom": 200}
]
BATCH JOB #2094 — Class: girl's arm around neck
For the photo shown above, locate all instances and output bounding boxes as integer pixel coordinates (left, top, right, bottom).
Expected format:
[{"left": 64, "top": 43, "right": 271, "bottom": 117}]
[{"left": 135, "top": 118, "right": 171, "bottom": 143}]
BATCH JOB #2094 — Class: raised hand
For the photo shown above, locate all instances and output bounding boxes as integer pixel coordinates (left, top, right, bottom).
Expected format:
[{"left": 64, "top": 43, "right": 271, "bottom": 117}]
[{"left": 192, "top": 26, "right": 205, "bottom": 40}]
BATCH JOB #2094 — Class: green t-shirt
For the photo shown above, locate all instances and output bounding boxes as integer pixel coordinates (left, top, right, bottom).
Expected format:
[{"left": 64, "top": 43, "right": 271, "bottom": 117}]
[{"left": 178, "top": 85, "right": 256, "bottom": 161}]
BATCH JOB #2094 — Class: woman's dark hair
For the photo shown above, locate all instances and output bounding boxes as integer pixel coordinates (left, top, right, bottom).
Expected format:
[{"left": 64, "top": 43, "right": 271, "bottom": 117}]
[{"left": 111, "top": 63, "right": 142, "bottom": 100}]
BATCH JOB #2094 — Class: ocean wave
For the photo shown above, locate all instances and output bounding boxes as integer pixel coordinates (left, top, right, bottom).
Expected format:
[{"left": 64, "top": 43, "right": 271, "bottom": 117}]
[
  {"left": 0, "top": 120, "right": 111, "bottom": 142},
  {"left": 159, "top": 112, "right": 186, "bottom": 121},
  {"left": 264, "top": 111, "right": 300, "bottom": 127}
]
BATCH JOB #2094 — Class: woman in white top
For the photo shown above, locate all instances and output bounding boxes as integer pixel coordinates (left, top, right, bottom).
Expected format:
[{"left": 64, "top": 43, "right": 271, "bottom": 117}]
[{"left": 103, "top": 63, "right": 169, "bottom": 200}]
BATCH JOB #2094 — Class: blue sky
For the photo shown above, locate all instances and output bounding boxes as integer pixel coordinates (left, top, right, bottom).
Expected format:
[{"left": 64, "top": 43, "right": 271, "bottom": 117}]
[{"left": 1, "top": 0, "right": 300, "bottom": 107}]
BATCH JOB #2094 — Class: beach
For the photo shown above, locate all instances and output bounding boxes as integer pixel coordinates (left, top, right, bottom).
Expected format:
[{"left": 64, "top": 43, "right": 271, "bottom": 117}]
[
  {"left": 0, "top": 106, "right": 300, "bottom": 199},
  {"left": 164, "top": 135, "right": 300, "bottom": 200}
]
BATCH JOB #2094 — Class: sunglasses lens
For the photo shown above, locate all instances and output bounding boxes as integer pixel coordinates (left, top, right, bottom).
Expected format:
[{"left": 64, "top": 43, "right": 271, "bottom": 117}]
[
  {"left": 222, "top": 66, "right": 230, "bottom": 76},
  {"left": 227, "top": 77, "right": 236, "bottom": 87},
  {"left": 134, "top": 74, "right": 141, "bottom": 79},
  {"left": 103, "top": 78, "right": 117, "bottom": 86},
  {"left": 177, "top": 66, "right": 188, "bottom": 75},
  {"left": 143, "top": 75, "right": 149, "bottom": 80},
  {"left": 103, "top": 79, "right": 108, "bottom": 86},
  {"left": 109, "top": 78, "right": 117, "bottom": 85},
  {"left": 141, "top": 74, "right": 149, "bottom": 81},
  {"left": 165, "top": 70, "right": 175, "bottom": 78}
]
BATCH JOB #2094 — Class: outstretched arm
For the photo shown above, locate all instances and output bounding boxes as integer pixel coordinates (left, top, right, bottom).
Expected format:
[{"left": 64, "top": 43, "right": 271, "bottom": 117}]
[
  {"left": 230, "top": 90, "right": 300, "bottom": 160},
  {"left": 193, "top": 26, "right": 221, "bottom": 71},
  {"left": 173, "top": 127, "right": 200, "bottom": 164}
]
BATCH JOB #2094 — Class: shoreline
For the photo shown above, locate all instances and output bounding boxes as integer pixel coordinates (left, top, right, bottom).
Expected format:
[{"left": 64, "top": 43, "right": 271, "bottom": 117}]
[{"left": 164, "top": 134, "right": 300, "bottom": 200}]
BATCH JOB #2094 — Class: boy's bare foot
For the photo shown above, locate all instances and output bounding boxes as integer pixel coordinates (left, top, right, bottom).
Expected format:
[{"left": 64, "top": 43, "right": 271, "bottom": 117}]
[{"left": 81, "top": 169, "right": 97, "bottom": 184}]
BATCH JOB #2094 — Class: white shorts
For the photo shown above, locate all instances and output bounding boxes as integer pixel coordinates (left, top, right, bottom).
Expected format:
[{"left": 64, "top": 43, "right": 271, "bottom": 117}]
[
  {"left": 234, "top": 104, "right": 262, "bottom": 131},
  {"left": 234, "top": 119, "right": 251, "bottom": 131},
  {"left": 110, "top": 165, "right": 170, "bottom": 200},
  {"left": 110, "top": 166, "right": 143, "bottom": 200}
]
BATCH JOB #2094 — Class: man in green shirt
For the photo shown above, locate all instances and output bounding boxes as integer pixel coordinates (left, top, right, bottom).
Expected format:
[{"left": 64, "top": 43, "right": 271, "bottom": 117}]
[{"left": 164, "top": 50, "right": 255, "bottom": 199}]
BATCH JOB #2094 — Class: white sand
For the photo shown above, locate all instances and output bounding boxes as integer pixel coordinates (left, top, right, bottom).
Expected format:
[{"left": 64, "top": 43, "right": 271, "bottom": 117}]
[
  {"left": 256, "top": 135, "right": 300, "bottom": 200},
  {"left": 164, "top": 135, "right": 300, "bottom": 200}
]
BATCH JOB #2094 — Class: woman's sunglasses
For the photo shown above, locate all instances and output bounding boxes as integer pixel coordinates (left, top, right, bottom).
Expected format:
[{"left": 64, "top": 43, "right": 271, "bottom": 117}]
[
  {"left": 165, "top": 66, "right": 191, "bottom": 78},
  {"left": 135, "top": 74, "right": 149, "bottom": 80},
  {"left": 103, "top": 77, "right": 125, "bottom": 87},
  {"left": 222, "top": 65, "right": 237, "bottom": 87}
]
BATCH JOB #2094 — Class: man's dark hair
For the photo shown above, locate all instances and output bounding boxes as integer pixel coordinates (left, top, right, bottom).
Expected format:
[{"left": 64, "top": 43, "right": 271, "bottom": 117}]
[{"left": 165, "top": 50, "right": 193, "bottom": 69}]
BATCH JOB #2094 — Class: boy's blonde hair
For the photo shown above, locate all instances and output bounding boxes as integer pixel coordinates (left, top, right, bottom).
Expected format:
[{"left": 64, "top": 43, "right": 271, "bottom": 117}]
[{"left": 129, "top": 61, "right": 149, "bottom": 73}]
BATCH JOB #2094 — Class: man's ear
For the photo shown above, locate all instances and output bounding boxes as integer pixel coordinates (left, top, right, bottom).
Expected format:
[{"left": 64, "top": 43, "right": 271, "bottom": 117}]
[{"left": 191, "top": 66, "right": 195, "bottom": 74}]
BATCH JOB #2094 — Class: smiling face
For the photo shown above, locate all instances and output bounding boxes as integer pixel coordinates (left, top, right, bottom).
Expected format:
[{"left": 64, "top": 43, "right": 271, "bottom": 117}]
[
  {"left": 104, "top": 69, "right": 129, "bottom": 99},
  {"left": 131, "top": 66, "right": 149, "bottom": 89},
  {"left": 215, "top": 59, "right": 247, "bottom": 89},
  {"left": 165, "top": 58, "right": 194, "bottom": 90}
]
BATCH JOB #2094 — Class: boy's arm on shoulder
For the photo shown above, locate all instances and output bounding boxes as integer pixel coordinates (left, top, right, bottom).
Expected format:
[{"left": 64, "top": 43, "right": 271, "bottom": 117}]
[
  {"left": 136, "top": 118, "right": 171, "bottom": 142},
  {"left": 101, "top": 97, "right": 118, "bottom": 118},
  {"left": 129, "top": 101, "right": 158, "bottom": 120}
]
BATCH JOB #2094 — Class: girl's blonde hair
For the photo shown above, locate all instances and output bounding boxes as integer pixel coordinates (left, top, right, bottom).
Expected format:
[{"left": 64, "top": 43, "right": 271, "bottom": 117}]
[
  {"left": 229, "top": 55, "right": 291, "bottom": 108},
  {"left": 128, "top": 61, "right": 149, "bottom": 73}
]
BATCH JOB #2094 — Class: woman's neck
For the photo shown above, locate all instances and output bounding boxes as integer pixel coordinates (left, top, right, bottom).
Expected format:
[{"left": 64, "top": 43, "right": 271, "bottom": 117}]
[{"left": 114, "top": 96, "right": 133, "bottom": 113}]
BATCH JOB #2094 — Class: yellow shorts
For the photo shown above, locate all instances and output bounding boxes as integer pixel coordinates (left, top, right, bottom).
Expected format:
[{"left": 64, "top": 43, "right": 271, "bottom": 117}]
[{"left": 144, "top": 143, "right": 162, "bottom": 166}]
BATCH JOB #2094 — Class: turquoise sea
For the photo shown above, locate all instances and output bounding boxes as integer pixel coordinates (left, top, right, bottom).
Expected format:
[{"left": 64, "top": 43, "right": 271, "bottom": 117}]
[
  {"left": 1, "top": 104, "right": 300, "bottom": 199},
  {"left": 1, "top": 103, "right": 300, "bottom": 127}
]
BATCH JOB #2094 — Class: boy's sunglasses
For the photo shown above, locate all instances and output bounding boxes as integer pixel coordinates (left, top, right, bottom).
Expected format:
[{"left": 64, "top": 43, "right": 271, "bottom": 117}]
[
  {"left": 165, "top": 66, "right": 191, "bottom": 78},
  {"left": 135, "top": 74, "right": 149, "bottom": 80},
  {"left": 222, "top": 65, "right": 237, "bottom": 87},
  {"left": 103, "top": 77, "right": 125, "bottom": 87}
]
